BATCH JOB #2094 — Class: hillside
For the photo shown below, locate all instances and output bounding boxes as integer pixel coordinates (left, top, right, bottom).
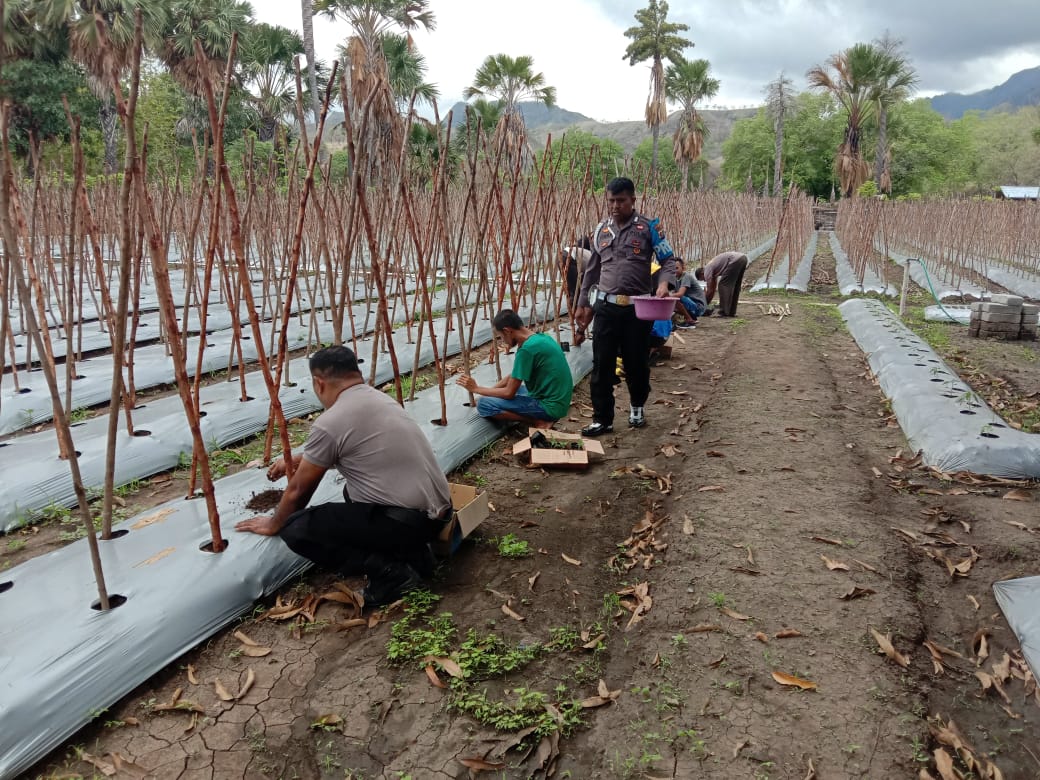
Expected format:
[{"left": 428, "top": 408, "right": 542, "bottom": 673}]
[
  {"left": 445, "top": 100, "right": 758, "bottom": 160},
  {"left": 930, "top": 65, "right": 1040, "bottom": 119}
]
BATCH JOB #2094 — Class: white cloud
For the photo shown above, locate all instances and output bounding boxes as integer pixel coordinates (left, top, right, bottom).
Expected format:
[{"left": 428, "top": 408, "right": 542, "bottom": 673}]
[{"left": 251, "top": 0, "right": 1040, "bottom": 121}]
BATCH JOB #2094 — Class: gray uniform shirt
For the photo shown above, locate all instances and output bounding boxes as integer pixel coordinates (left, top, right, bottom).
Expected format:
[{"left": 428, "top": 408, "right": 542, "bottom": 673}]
[
  {"left": 578, "top": 212, "right": 676, "bottom": 302},
  {"left": 303, "top": 383, "right": 451, "bottom": 517},
  {"left": 677, "top": 272, "right": 707, "bottom": 308}
]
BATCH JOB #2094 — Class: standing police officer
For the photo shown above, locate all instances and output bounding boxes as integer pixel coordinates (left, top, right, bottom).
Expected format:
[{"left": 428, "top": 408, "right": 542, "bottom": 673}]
[{"left": 573, "top": 177, "right": 676, "bottom": 436}]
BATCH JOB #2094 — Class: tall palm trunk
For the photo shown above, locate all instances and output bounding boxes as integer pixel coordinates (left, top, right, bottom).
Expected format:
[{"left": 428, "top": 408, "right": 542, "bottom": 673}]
[
  {"left": 773, "top": 113, "right": 784, "bottom": 197},
  {"left": 99, "top": 95, "right": 120, "bottom": 174},
  {"left": 301, "top": 0, "right": 319, "bottom": 125},
  {"left": 874, "top": 106, "right": 888, "bottom": 192}
]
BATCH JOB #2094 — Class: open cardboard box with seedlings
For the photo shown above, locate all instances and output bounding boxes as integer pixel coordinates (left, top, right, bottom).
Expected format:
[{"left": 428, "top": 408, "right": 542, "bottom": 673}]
[
  {"left": 512, "top": 428, "right": 605, "bottom": 470},
  {"left": 433, "top": 483, "right": 491, "bottom": 557}
]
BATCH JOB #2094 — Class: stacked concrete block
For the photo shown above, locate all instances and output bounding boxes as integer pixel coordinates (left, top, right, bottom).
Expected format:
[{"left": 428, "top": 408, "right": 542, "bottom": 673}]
[{"left": 969, "top": 294, "right": 1039, "bottom": 340}]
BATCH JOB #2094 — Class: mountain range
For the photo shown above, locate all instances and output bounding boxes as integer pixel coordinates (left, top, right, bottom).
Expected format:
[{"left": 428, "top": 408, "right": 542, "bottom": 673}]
[{"left": 929, "top": 65, "right": 1040, "bottom": 119}]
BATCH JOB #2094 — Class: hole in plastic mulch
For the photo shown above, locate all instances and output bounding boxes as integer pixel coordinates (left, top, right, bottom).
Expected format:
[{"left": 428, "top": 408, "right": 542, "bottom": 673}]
[
  {"left": 990, "top": 423, "right": 1007, "bottom": 429},
  {"left": 430, "top": 418, "right": 447, "bottom": 426},
  {"left": 198, "top": 410, "right": 208, "bottom": 417},
  {"left": 240, "top": 396, "right": 255, "bottom": 402},
  {"left": 959, "top": 410, "right": 976, "bottom": 415},
  {"left": 90, "top": 594, "right": 128, "bottom": 610},
  {"left": 0, "top": 581, "right": 12, "bottom": 594},
  {"left": 132, "top": 430, "right": 152, "bottom": 437},
  {"left": 980, "top": 432, "right": 1000, "bottom": 439},
  {"left": 74, "top": 374, "right": 86, "bottom": 380},
  {"left": 199, "top": 539, "right": 229, "bottom": 553},
  {"left": 930, "top": 379, "right": 944, "bottom": 383},
  {"left": 104, "top": 529, "right": 130, "bottom": 539},
  {"left": 17, "top": 387, "right": 31, "bottom": 394}
]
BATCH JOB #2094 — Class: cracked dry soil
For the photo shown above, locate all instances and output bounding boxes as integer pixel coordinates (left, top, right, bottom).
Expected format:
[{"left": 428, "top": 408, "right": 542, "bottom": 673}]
[{"left": 26, "top": 287, "right": 1040, "bottom": 779}]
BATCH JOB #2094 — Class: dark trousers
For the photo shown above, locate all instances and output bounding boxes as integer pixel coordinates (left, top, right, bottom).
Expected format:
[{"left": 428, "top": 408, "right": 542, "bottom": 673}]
[
  {"left": 590, "top": 303, "right": 652, "bottom": 425},
  {"left": 278, "top": 489, "right": 445, "bottom": 574},
  {"left": 717, "top": 258, "right": 748, "bottom": 316}
]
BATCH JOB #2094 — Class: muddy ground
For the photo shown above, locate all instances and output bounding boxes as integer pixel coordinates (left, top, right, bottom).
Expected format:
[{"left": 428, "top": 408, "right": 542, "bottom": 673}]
[{"left": 12, "top": 256, "right": 1040, "bottom": 780}]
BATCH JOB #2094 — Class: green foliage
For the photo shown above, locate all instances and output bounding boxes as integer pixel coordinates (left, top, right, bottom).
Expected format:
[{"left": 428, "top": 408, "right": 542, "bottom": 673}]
[
  {"left": 886, "top": 98, "right": 973, "bottom": 195},
  {"left": 956, "top": 106, "right": 1040, "bottom": 191},
  {"left": 496, "top": 533, "right": 531, "bottom": 559},
  {"left": 0, "top": 58, "right": 99, "bottom": 167},
  {"left": 857, "top": 180, "right": 879, "bottom": 198},
  {"left": 536, "top": 129, "right": 624, "bottom": 191},
  {"left": 631, "top": 136, "right": 685, "bottom": 190},
  {"left": 385, "top": 591, "right": 456, "bottom": 666}
]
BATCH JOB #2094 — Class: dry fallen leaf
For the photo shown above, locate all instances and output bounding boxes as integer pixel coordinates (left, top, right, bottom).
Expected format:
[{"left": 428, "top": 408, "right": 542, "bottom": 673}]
[
  {"left": 186, "top": 665, "right": 199, "bottom": 685},
  {"left": 236, "top": 668, "right": 256, "bottom": 700},
  {"left": 840, "top": 585, "right": 876, "bottom": 600},
  {"left": 754, "top": 631, "right": 769, "bottom": 643},
  {"left": 239, "top": 645, "right": 272, "bottom": 658},
  {"left": 424, "top": 664, "right": 447, "bottom": 689},
  {"left": 561, "top": 553, "right": 582, "bottom": 566},
  {"left": 80, "top": 753, "right": 116, "bottom": 777},
  {"left": 870, "top": 627, "right": 911, "bottom": 668},
  {"left": 933, "top": 747, "right": 959, "bottom": 780},
  {"left": 310, "top": 714, "right": 343, "bottom": 730},
  {"left": 821, "top": 555, "right": 850, "bottom": 571},
  {"left": 812, "top": 535, "right": 843, "bottom": 546},
  {"left": 774, "top": 629, "right": 803, "bottom": 639},
  {"left": 459, "top": 757, "right": 507, "bottom": 773},
  {"left": 214, "top": 679, "right": 235, "bottom": 702},
  {"left": 682, "top": 515, "right": 695, "bottom": 535},
  {"left": 772, "top": 671, "right": 818, "bottom": 691},
  {"left": 721, "top": 607, "right": 751, "bottom": 621},
  {"left": 967, "top": 595, "right": 980, "bottom": 611},
  {"left": 423, "top": 656, "right": 464, "bottom": 678},
  {"left": 233, "top": 630, "right": 260, "bottom": 646},
  {"left": 528, "top": 571, "right": 540, "bottom": 591},
  {"left": 1003, "top": 488, "right": 1033, "bottom": 502},
  {"left": 502, "top": 603, "right": 525, "bottom": 622},
  {"left": 698, "top": 485, "right": 725, "bottom": 492}
]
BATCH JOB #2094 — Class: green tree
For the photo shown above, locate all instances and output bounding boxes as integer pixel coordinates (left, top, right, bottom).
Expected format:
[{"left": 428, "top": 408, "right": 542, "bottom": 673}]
[
  {"left": 160, "top": 0, "right": 254, "bottom": 94},
  {"left": 956, "top": 107, "right": 1040, "bottom": 190},
  {"left": 135, "top": 67, "right": 191, "bottom": 175},
  {"left": 536, "top": 129, "right": 624, "bottom": 191},
  {"left": 665, "top": 56, "right": 718, "bottom": 191},
  {"left": 454, "top": 97, "right": 502, "bottom": 158},
  {"left": 34, "top": 0, "right": 169, "bottom": 173},
  {"left": 871, "top": 32, "right": 918, "bottom": 193},
  {"left": 807, "top": 42, "right": 885, "bottom": 197},
  {"left": 719, "top": 108, "right": 774, "bottom": 193},
  {"left": 316, "top": 0, "right": 435, "bottom": 174},
  {"left": 885, "top": 99, "right": 972, "bottom": 196},
  {"left": 380, "top": 33, "right": 438, "bottom": 110},
  {"left": 0, "top": 58, "right": 100, "bottom": 176},
  {"left": 464, "top": 53, "right": 555, "bottom": 167},
  {"left": 764, "top": 71, "right": 796, "bottom": 196},
  {"left": 623, "top": 0, "right": 692, "bottom": 185},
  {"left": 631, "top": 136, "right": 683, "bottom": 190},
  {"left": 239, "top": 22, "right": 305, "bottom": 141}
]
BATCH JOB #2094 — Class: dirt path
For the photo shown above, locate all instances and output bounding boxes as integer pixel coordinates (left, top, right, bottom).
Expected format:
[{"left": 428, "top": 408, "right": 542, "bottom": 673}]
[{"left": 24, "top": 290, "right": 1040, "bottom": 779}]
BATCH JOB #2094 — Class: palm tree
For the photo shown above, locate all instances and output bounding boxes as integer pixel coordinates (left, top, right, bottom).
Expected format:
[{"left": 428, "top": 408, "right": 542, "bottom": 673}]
[
  {"left": 380, "top": 33, "right": 438, "bottom": 111},
  {"left": 160, "top": 0, "right": 254, "bottom": 94},
  {"left": 464, "top": 54, "right": 555, "bottom": 168},
  {"left": 871, "top": 33, "right": 917, "bottom": 193},
  {"left": 665, "top": 56, "right": 718, "bottom": 191},
  {"left": 316, "top": 0, "right": 435, "bottom": 174},
  {"left": 807, "top": 43, "right": 884, "bottom": 198},
  {"left": 301, "top": 0, "right": 319, "bottom": 125},
  {"left": 239, "top": 22, "right": 306, "bottom": 142},
  {"left": 455, "top": 97, "right": 502, "bottom": 157},
  {"left": 34, "top": 0, "right": 169, "bottom": 173},
  {"left": 764, "top": 71, "right": 796, "bottom": 197},
  {"left": 623, "top": 0, "right": 692, "bottom": 186}
]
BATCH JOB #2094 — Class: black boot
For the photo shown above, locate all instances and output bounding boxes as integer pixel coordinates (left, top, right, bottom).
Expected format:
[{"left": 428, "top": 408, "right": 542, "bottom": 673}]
[
  {"left": 399, "top": 543, "right": 438, "bottom": 578},
  {"left": 361, "top": 552, "right": 423, "bottom": 607}
]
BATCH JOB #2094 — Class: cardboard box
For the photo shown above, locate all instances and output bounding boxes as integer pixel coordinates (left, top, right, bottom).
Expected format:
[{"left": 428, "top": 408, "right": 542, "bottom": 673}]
[
  {"left": 434, "top": 483, "right": 489, "bottom": 556},
  {"left": 512, "top": 428, "right": 605, "bottom": 470}
]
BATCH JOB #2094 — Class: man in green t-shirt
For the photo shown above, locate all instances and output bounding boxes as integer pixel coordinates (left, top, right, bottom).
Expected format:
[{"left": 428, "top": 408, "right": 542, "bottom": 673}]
[{"left": 456, "top": 309, "right": 573, "bottom": 429}]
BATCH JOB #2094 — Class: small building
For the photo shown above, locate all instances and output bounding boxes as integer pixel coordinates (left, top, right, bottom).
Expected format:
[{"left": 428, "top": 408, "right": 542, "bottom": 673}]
[{"left": 996, "top": 186, "right": 1040, "bottom": 201}]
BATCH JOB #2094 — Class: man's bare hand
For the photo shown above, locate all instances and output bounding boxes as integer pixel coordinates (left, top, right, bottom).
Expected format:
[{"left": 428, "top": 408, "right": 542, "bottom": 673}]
[
  {"left": 266, "top": 454, "right": 300, "bottom": 481},
  {"left": 235, "top": 514, "right": 282, "bottom": 536},
  {"left": 456, "top": 374, "right": 477, "bottom": 391},
  {"left": 573, "top": 306, "right": 593, "bottom": 346},
  {"left": 655, "top": 281, "right": 671, "bottom": 298}
]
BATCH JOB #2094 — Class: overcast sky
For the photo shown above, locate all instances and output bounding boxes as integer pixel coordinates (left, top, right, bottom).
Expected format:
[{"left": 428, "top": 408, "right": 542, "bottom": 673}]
[{"left": 252, "top": 0, "right": 1040, "bottom": 122}]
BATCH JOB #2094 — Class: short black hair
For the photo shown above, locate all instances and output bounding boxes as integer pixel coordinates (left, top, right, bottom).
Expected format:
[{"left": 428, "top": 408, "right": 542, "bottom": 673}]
[
  {"left": 605, "top": 177, "right": 635, "bottom": 196},
  {"left": 694, "top": 268, "right": 705, "bottom": 281},
  {"left": 492, "top": 309, "right": 524, "bottom": 331},
  {"left": 309, "top": 345, "right": 361, "bottom": 378},
  {"left": 675, "top": 257, "right": 685, "bottom": 267}
]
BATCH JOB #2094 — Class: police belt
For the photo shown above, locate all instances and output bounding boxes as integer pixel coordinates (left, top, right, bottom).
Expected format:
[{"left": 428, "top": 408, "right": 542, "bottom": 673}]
[{"left": 593, "top": 291, "right": 634, "bottom": 306}]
